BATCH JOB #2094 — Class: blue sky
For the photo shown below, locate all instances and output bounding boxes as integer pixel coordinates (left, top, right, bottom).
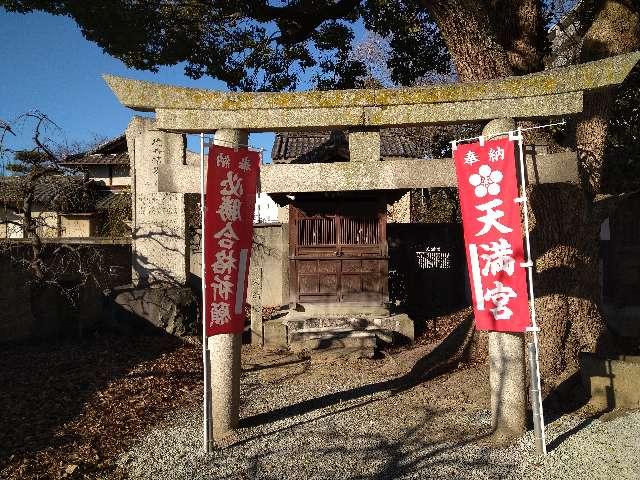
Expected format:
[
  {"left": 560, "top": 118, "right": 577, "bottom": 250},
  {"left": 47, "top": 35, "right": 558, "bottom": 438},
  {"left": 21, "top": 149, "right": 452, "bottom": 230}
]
[{"left": 0, "top": 10, "right": 279, "bottom": 168}]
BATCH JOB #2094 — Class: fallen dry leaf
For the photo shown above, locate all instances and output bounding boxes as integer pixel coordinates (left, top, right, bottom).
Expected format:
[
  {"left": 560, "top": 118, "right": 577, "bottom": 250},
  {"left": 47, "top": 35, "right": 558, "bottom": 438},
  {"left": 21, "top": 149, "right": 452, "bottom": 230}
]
[{"left": 0, "top": 334, "right": 203, "bottom": 479}]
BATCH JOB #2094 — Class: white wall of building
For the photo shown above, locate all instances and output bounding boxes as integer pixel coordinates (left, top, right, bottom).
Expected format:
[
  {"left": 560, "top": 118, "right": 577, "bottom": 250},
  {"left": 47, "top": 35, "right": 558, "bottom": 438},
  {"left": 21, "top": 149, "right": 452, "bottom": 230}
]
[{"left": 254, "top": 193, "right": 279, "bottom": 224}]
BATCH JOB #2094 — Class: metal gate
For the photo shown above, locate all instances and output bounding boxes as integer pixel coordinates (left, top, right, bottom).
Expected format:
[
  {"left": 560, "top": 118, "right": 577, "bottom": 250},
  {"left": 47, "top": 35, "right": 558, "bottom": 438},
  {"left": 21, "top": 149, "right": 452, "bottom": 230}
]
[{"left": 609, "top": 195, "right": 640, "bottom": 305}]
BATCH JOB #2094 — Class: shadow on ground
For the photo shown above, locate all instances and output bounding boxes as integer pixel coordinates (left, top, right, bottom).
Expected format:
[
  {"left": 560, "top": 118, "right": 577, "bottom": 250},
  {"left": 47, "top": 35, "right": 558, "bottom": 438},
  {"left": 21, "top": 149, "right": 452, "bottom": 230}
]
[{"left": 242, "top": 313, "right": 477, "bottom": 430}]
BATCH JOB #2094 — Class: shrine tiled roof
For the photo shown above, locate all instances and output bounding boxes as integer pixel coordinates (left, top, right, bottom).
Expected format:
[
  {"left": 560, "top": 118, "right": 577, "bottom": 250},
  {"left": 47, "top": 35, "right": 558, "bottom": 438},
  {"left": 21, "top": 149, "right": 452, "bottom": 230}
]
[
  {"left": 61, "top": 135, "right": 129, "bottom": 166},
  {"left": 271, "top": 130, "right": 429, "bottom": 164},
  {"left": 61, "top": 152, "right": 129, "bottom": 166}
]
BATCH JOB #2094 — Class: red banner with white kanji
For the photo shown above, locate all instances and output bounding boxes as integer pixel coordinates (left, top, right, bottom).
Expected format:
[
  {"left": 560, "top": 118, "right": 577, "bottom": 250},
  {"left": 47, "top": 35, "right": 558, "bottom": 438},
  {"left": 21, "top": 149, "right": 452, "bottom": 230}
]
[
  {"left": 204, "top": 145, "right": 260, "bottom": 336},
  {"left": 454, "top": 137, "right": 530, "bottom": 332}
]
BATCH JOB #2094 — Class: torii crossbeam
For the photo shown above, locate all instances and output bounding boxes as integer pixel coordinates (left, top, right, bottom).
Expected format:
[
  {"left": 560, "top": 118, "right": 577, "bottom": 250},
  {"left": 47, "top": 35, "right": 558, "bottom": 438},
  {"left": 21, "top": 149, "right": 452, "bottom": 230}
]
[{"left": 104, "top": 52, "right": 640, "bottom": 132}]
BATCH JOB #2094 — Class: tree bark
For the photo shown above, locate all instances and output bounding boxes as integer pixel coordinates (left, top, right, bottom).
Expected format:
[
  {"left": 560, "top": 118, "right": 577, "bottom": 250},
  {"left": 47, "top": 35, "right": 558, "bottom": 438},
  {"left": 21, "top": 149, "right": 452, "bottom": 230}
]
[
  {"left": 424, "top": 0, "right": 543, "bottom": 81},
  {"left": 424, "top": 0, "right": 512, "bottom": 81},
  {"left": 576, "top": 1, "right": 640, "bottom": 200},
  {"left": 527, "top": 184, "right": 603, "bottom": 386},
  {"left": 488, "top": 0, "right": 545, "bottom": 75}
]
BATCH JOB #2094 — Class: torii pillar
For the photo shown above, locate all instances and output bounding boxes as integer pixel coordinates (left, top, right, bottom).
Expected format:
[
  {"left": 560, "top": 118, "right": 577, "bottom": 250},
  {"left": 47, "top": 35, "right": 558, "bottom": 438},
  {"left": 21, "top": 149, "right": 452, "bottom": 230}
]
[
  {"left": 209, "top": 129, "right": 248, "bottom": 440},
  {"left": 483, "top": 118, "right": 527, "bottom": 442}
]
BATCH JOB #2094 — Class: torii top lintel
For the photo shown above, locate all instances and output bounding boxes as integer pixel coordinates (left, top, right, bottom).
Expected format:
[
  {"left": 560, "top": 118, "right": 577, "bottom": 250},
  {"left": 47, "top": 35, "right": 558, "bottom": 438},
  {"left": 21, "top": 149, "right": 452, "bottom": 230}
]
[{"left": 104, "top": 52, "right": 640, "bottom": 133}]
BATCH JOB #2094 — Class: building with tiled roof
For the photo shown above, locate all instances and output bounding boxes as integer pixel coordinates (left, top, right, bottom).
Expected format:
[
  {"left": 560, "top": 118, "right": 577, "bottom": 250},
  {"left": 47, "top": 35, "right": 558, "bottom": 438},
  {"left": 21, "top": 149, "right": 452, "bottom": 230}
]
[
  {"left": 1, "top": 133, "right": 132, "bottom": 239},
  {"left": 0, "top": 174, "right": 130, "bottom": 239},
  {"left": 60, "top": 135, "right": 130, "bottom": 190}
]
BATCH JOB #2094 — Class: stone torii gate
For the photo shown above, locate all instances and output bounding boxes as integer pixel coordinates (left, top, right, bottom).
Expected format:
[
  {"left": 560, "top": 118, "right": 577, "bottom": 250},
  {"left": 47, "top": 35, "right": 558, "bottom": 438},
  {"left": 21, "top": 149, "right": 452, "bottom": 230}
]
[{"left": 107, "top": 51, "right": 639, "bottom": 443}]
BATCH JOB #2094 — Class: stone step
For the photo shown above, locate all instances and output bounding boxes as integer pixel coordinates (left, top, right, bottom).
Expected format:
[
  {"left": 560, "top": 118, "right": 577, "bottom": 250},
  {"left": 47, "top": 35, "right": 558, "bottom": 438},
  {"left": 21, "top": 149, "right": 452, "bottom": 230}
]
[
  {"left": 290, "top": 325, "right": 394, "bottom": 344},
  {"left": 284, "top": 315, "right": 380, "bottom": 332},
  {"left": 271, "top": 312, "right": 414, "bottom": 349},
  {"left": 289, "top": 330, "right": 377, "bottom": 358},
  {"left": 297, "top": 303, "right": 389, "bottom": 316}
]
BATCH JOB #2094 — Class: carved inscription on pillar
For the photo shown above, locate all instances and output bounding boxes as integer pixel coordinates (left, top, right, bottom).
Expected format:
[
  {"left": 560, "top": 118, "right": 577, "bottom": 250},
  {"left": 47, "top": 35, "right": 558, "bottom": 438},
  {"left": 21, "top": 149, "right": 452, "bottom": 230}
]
[
  {"left": 151, "top": 136, "right": 163, "bottom": 176},
  {"left": 137, "top": 193, "right": 180, "bottom": 225}
]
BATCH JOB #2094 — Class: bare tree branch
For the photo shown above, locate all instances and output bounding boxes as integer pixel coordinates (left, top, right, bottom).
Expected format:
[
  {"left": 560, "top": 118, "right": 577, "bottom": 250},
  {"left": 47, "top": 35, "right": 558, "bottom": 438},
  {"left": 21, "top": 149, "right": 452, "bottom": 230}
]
[{"left": 0, "top": 111, "right": 109, "bottom": 303}]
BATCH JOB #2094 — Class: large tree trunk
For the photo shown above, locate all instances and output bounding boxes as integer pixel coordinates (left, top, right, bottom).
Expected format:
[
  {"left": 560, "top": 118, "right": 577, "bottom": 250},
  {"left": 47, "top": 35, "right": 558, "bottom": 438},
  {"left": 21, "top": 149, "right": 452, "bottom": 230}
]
[
  {"left": 424, "top": 0, "right": 543, "bottom": 81},
  {"left": 423, "top": 0, "right": 638, "bottom": 387},
  {"left": 576, "top": 0, "right": 640, "bottom": 199},
  {"left": 425, "top": 0, "right": 513, "bottom": 81},
  {"left": 527, "top": 184, "right": 603, "bottom": 385}
]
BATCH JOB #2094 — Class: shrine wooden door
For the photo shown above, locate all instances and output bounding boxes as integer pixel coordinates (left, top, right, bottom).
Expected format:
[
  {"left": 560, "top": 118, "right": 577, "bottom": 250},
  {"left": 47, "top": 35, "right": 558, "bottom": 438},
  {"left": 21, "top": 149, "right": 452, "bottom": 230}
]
[{"left": 289, "top": 201, "right": 388, "bottom": 306}]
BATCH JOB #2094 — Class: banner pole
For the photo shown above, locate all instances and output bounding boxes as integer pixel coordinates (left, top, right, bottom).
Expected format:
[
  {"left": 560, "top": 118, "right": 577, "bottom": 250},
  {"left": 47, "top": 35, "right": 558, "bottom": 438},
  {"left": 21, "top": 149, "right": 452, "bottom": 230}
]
[
  {"left": 200, "top": 133, "right": 212, "bottom": 453},
  {"left": 513, "top": 127, "right": 547, "bottom": 455}
]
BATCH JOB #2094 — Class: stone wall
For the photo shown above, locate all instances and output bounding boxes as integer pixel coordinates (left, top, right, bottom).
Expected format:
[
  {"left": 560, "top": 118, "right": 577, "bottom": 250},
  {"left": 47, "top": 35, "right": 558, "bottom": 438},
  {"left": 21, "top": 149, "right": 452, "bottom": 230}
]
[
  {"left": 0, "top": 243, "right": 131, "bottom": 343},
  {"left": 188, "top": 221, "right": 288, "bottom": 308},
  {"left": 387, "top": 191, "right": 411, "bottom": 223}
]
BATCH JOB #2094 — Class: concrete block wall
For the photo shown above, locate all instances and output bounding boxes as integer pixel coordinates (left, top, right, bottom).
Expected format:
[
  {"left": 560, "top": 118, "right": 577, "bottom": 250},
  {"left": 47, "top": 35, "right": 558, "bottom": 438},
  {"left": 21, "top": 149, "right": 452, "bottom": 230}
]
[{"left": 249, "top": 223, "right": 289, "bottom": 307}]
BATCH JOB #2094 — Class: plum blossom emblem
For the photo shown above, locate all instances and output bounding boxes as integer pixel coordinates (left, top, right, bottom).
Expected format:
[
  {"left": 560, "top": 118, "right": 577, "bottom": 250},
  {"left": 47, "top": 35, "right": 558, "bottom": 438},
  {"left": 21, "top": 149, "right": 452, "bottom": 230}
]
[{"left": 469, "top": 164, "right": 503, "bottom": 198}]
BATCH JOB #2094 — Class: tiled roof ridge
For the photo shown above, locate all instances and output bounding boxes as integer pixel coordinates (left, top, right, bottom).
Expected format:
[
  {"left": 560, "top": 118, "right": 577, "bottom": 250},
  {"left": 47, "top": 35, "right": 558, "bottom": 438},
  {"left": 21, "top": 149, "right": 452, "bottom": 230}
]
[
  {"left": 61, "top": 152, "right": 129, "bottom": 166},
  {"left": 271, "top": 129, "right": 427, "bottom": 163},
  {"left": 87, "top": 134, "right": 126, "bottom": 154},
  {"left": 61, "top": 134, "right": 128, "bottom": 165}
]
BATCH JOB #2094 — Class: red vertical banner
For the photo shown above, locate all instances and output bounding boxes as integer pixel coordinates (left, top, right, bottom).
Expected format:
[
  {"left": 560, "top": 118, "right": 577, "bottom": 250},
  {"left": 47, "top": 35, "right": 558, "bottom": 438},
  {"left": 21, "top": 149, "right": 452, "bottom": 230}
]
[
  {"left": 454, "top": 137, "right": 530, "bottom": 332},
  {"left": 204, "top": 145, "right": 260, "bottom": 336}
]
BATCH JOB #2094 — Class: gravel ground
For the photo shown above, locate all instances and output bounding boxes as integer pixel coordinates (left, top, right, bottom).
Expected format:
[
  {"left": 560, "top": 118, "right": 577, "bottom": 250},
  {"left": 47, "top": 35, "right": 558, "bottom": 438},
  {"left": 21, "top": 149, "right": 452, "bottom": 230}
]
[
  {"left": 520, "top": 409, "right": 640, "bottom": 480},
  {"left": 109, "top": 346, "right": 640, "bottom": 480}
]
